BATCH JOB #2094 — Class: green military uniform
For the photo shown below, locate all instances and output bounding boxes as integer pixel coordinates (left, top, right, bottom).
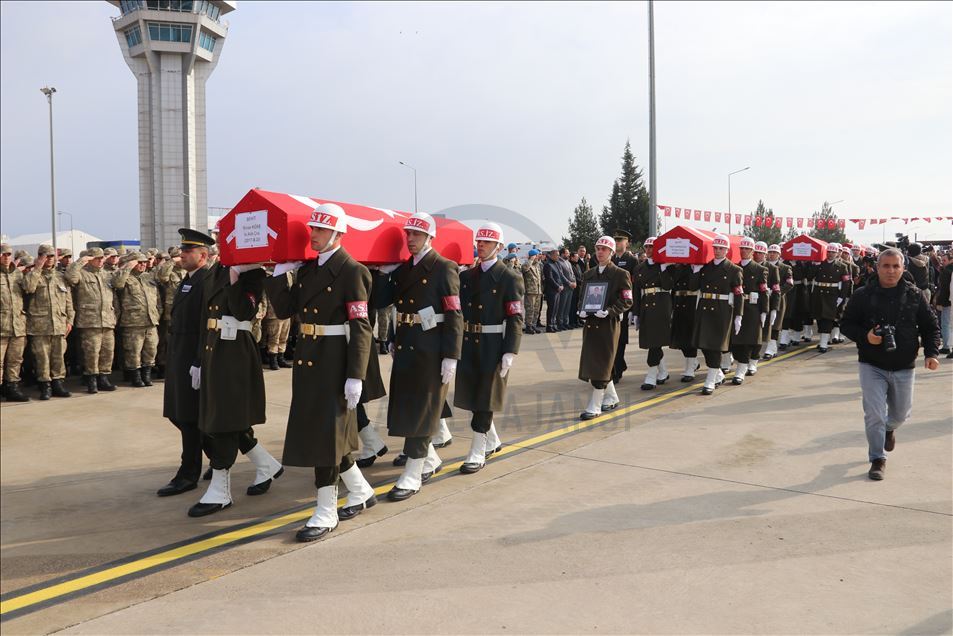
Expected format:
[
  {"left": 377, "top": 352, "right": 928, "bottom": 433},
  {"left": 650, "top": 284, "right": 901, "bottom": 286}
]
[
  {"left": 690, "top": 257, "right": 744, "bottom": 393},
  {"left": 113, "top": 253, "right": 161, "bottom": 385},
  {"left": 729, "top": 259, "right": 768, "bottom": 380},
  {"left": 521, "top": 257, "right": 542, "bottom": 333},
  {"left": 1, "top": 250, "right": 29, "bottom": 399},
  {"left": 578, "top": 262, "right": 633, "bottom": 386},
  {"left": 808, "top": 257, "right": 850, "bottom": 350},
  {"left": 760, "top": 259, "right": 781, "bottom": 344},
  {"left": 23, "top": 253, "right": 74, "bottom": 397},
  {"left": 632, "top": 257, "right": 673, "bottom": 387},
  {"left": 261, "top": 287, "right": 292, "bottom": 367},
  {"left": 65, "top": 250, "right": 118, "bottom": 392},
  {"left": 669, "top": 263, "right": 700, "bottom": 380}
]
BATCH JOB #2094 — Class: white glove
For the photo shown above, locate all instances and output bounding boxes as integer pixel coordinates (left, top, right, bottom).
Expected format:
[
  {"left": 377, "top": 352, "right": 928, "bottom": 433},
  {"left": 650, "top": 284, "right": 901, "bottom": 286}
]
[
  {"left": 691, "top": 264, "right": 703, "bottom": 273},
  {"left": 769, "top": 310, "right": 777, "bottom": 325},
  {"left": 273, "top": 261, "right": 303, "bottom": 276},
  {"left": 578, "top": 310, "right": 588, "bottom": 318},
  {"left": 441, "top": 358, "right": 457, "bottom": 385},
  {"left": 734, "top": 315, "right": 743, "bottom": 334},
  {"left": 836, "top": 297, "right": 844, "bottom": 307},
  {"left": 189, "top": 365, "right": 201, "bottom": 391},
  {"left": 378, "top": 263, "right": 400, "bottom": 274},
  {"left": 344, "top": 378, "right": 363, "bottom": 410},
  {"left": 388, "top": 342, "right": 395, "bottom": 357},
  {"left": 500, "top": 352, "right": 516, "bottom": 378},
  {"left": 760, "top": 312, "right": 767, "bottom": 327},
  {"left": 231, "top": 263, "right": 262, "bottom": 274},
  {"left": 595, "top": 309, "right": 609, "bottom": 319},
  {"left": 660, "top": 263, "right": 669, "bottom": 271}
]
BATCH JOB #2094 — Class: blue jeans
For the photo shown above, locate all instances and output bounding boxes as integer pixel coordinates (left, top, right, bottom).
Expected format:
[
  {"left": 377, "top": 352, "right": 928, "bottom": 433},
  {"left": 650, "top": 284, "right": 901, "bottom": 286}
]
[
  {"left": 858, "top": 363, "right": 914, "bottom": 462},
  {"left": 940, "top": 306, "right": 951, "bottom": 349},
  {"left": 559, "top": 287, "right": 574, "bottom": 328}
]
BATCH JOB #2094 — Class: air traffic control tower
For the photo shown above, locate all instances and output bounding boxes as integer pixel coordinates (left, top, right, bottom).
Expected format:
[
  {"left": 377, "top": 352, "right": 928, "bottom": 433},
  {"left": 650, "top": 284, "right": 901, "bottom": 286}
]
[{"left": 107, "top": 1, "right": 236, "bottom": 249}]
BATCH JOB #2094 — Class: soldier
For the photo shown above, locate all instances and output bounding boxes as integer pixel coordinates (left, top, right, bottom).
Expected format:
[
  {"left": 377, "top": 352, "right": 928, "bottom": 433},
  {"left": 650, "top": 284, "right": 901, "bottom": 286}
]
[
  {"left": 728, "top": 237, "right": 768, "bottom": 383},
  {"left": 809, "top": 242, "right": 851, "bottom": 353},
  {"left": 749, "top": 242, "right": 779, "bottom": 366},
  {"left": 262, "top": 204, "right": 377, "bottom": 541},
  {"left": 521, "top": 249, "right": 542, "bottom": 334},
  {"left": 1, "top": 243, "right": 30, "bottom": 401},
  {"left": 158, "top": 230, "right": 213, "bottom": 497},
  {"left": 378, "top": 212, "right": 463, "bottom": 501},
  {"left": 103, "top": 248, "right": 120, "bottom": 272},
  {"left": 374, "top": 267, "right": 393, "bottom": 355},
  {"left": 207, "top": 244, "right": 220, "bottom": 267},
  {"left": 690, "top": 234, "right": 744, "bottom": 395},
  {"left": 188, "top": 258, "right": 283, "bottom": 518},
  {"left": 669, "top": 262, "right": 700, "bottom": 381},
  {"left": 631, "top": 236, "right": 674, "bottom": 390},
  {"left": 56, "top": 248, "right": 72, "bottom": 273},
  {"left": 455, "top": 222, "right": 524, "bottom": 474},
  {"left": 261, "top": 288, "right": 293, "bottom": 370},
  {"left": 610, "top": 230, "right": 638, "bottom": 384},
  {"left": 113, "top": 252, "right": 161, "bottom": 387},
  {"left": 762, "top": 244, "right": 793, "bottom": 358},
  {"left": 353, "top": 265, "right": 391, "bottom": 467},
  {"left": 832, "top": 245, "right": 859, "bottom": 344},
  {"left": 23, "top": 245, "right": 74, "bottom": 400},
  {"left": 577, "top": 236, "right": 633, "bottom": 419},
  {"left": 65, "top": 248, "right": 118, "bottom": 394},
  {"left": 154, "top": 247, "right": 184, "bottom": 379}
]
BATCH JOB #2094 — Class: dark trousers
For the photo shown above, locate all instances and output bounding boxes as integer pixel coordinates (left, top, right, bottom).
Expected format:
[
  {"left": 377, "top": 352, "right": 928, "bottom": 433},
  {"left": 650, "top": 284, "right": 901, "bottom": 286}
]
[
  {"left": 681, "top": 347, "right": 698, "bottom": 358},
  {"left": 590, "top": 379, "right": 608, "bottom": 389},
  {"left": 702, "top": 349, "right": 723, "bottom": 369},
  {"left": 544, "top": 290, "right": 562, "bottom": 328},
  {"left": 204, "top": 428, "right": 258, "bottom": 470},
  {"left": 170, "top": 419, "right": 204, "bottom": 483},
  {"left": 647, "top": 346, "right": 664, "bottom": 366},
  {"left": 470, "top": 410, "right": 493, "bottom": 434},
  {"left": 818, "top": 318, "right": 834, "bottom": 334},
  {"left": 612, "top": 327, "right": 628, "bottom": 380},
  {"left": 314, "top": 454, "right": 355, "bottom": 489},
  {"left": 730, "top": 344, "right": 751, "bottom": 364},
  {"left": 402, "top": 436, "right": 431, "bottom": 459},
  {"left": 356, "top": 403, "right": 370, "bottom": 431},
  {"left": 770, "top": 328, "right": 780, "bottom": 340},
  {"left": 570, "top": 288, "right": 581, "bottom": 325},
  {"left": 559, "top": 288, "right": 574, "bottom": 327}
]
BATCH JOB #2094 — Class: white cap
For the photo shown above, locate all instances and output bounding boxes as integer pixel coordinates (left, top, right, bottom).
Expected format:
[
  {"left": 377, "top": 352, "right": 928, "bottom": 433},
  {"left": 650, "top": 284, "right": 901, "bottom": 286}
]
[
  {"left": 754, "top": 241, "right": 768, "bottom": 254},
  {"left": 841, "top": 245, "right": 852, "bottom": 253},
  {"left": 644, "top": 236, "right": 657, "bottom": 247},
  {"left": 712, "top": 234, "right": 730, "bottom": 249},
  {"left": 595, "top": 236, "right": 616, "bottom": 251},
  {"left": 307, "top": 203, "right": 348, "bottom": 233},
  {"left": 475, "top": 221, "right": 504, "bottom": 245},
  {"left": 739, "top": 236, "right": 756, "bottom": 250},
  {"left": 767, "top": 244, "right": 781, "bottom": 253},
  {"left": 827, "top": 242, "right": 841, "bottom": 252},
  {"left": 403, "top": 212, "right": 437, "bottom": 237}
]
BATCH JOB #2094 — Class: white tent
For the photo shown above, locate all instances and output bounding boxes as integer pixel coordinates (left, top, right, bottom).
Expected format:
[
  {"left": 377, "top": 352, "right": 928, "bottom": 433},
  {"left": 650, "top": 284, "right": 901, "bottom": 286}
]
[{"left": 6, "top": 229, "right": 102, "bottom": 257}]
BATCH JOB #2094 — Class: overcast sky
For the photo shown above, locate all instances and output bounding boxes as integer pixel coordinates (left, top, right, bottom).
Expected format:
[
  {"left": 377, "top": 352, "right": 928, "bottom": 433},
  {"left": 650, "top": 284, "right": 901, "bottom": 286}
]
[{"left": 1, "top": 1, "right": 950, "bottom": 247}]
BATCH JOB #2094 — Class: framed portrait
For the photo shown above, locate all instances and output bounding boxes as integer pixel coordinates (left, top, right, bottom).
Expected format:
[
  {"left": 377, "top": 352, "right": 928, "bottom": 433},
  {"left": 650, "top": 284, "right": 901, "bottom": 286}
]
[{"left": 583, "top": 281, "right": 609, "bottom": 312}]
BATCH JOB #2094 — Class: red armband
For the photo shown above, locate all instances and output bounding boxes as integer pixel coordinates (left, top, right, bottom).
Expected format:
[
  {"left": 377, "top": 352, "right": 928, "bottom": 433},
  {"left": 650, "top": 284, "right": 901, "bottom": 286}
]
[
  {"left": 505, "top": 301, "right": 523, "bottom": 317},
  {"left": 346, "top": 301, "right": 369, "bottom": 320},
  {"left": 771, "top": 283, "right": 781, "bottom": 292},
  {"left": 786, "top": 277, "right": 794, "bottom": 285},
  {"left": 842, "top": 274, "right": 851, "bottom": 282},
  {"left": 442, "top": 295, "right": 461, "bottom": 311},
  {"left": 732, "top": 286, "right": 744, "bottom": 295},
  {"left": 758, "top": 282, "right": 768, "bottom": 292},
  {"left": 621, "top": 289, "right": 633, "bottom": 300}
]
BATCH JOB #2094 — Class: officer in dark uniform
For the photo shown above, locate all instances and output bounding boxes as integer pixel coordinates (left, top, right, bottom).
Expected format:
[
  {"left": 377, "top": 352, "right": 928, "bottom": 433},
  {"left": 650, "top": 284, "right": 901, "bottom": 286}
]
[
  {"left": 832, "top": 245, "right": 860, "bottom": 343},
  {"left": 762, "top": 244, "right": 793, "bottom": 358},
  {"left": 668, "top": 263, "right": 700, "bottom": 381},
  {"left": 631, "top": 236, "right": 674, "bottom": 389},
  {"left": 729, "top": 237, "right": 768, "bottom": 383},
  {"left": 157, "top": 229, "right": 212, "bottom": 497},
  {"left": 610, "top": 229, "right": 638, "bottom": 384},
  {"left": 752, "top": 241, "right": 780, "bottom": 364},
  {"left": 808, "top": 243, "right": 851, "bottom": 353}
]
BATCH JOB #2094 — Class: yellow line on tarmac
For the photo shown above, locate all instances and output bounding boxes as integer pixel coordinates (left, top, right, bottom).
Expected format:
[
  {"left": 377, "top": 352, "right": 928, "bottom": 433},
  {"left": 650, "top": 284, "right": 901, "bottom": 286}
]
[{"left": 0, "top": 346, "right": 810, "bottom": 617}]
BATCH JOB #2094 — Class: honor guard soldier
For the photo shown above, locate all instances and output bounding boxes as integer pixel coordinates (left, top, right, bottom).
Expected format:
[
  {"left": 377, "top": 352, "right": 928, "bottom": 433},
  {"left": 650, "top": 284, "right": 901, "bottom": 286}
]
[
  {"left": 669, "top": 263, "right": 700, "bottom": 381},
  {"left": 690, "top": 234, "right": 744, "bottom": 395},
  {"left": 113, "top": 252, "right": 162, "bottom": 387},
  {"left": 157, "top": 229, "right": 214, "bottom": 498},
  {"left": 631, "top": 236, "right": 674, "bottom": 390},
  {"left": 809, "top": 242, "right": 850, "bottom": 353},
  {"left": 832, "top": 245, "right": 859, "bottom": 343},
  {"left": 379, "top": 212, "right": 464, "bottom": 501},
  {"left": 455, "top": 222, "right": 524, "bottom": 474},
  {"left": 577, "top": 236, "right": 633, "bottom": 419},
  {"left": 353, "top": 267, "right": 392, "bottom": 468},
  {"left": 610, "top": 230, "right": 638, "bottom": 384},
  {"left": 188, "top": 257, "right": 283, "bottom": 517},
  {"left": 263, "top": 204, "right": 378, "bottom": 541},
  {"left": 23, "top": 245, "right": 74, "bottom": 400},
  {"left": 762, "top": 244, "right": 794, "bottom": 358},
  {"left": 729, "top": 237, "right": 768, "bottom": 383},
  {"left": 752, "top": 241, "right": 779, "bottom": 364},
  {"left": 66, "top": 248, "right": 118, "bottom": 394},
  {"left": 1, "top": 243, "right": 30, "bottom": 402},
  {"left": 783, "top": 258, "right": 812, "bottom": 348}
]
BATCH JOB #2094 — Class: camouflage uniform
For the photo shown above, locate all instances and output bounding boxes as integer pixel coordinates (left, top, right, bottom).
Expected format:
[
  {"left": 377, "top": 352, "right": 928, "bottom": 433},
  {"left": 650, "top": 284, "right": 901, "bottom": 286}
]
[
  {"left": 1, "top": 250, "right": 28, "bottom": 394},
  {"left": 65, "top": 250, "right": 117, "bottom": 380},
  {"left": 521, "top": 258, "right": 542, "bottom": 330},
  {"left": 23, "top": 249, "right": 74, "bottom": 391},
  {"left": 113, "top": 254, "right": 161, "bottom": 380}
]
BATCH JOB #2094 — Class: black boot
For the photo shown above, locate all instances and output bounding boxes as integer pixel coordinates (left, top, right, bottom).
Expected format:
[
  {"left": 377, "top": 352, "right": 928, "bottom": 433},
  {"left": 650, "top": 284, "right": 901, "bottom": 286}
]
[
  {"left": 97, "top": 373, "right": 116, "bottom": 391},
  {"left": 277, "top": 354, "right": 292, "bottom": 368},
  {"left": 140, "top": 366, "right": 153, "bottom": 387},
  {"left": 130, "top": 368, "right": 145, "bottom": 388},
  {"left": 268, "top": 353, "right": 279, "bottom": 371},
  {"left": 38, "top": 381, "right": 52, "bottom": 401},
  {"left": 51, "top": 379, "right": 71, "bottom": 398},
  {"left": 84, "top": 374, "right": 99, "bottom": 394},
  {"left": 153, "top": 365, "right": 164, "bottom": 379},
  {"left": 5, "top": 382, "right": 30, "bottom": 402}
]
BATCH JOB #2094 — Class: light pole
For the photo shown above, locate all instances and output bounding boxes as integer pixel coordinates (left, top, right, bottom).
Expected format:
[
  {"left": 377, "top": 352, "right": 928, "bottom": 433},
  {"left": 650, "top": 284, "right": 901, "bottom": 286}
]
[
  {"left": 41, "top": 86, "right": 57, "bottom": 252},
  {"left": 57, "top": 211, "right": 74, "bottom": 255},
  {"left": 727, "top": 166, "right": 750, "bottom": 234},
  {"left": 398, "top": 161, "right": 417, "bottom": 214},
  {"left": 647, "top": 0, "right": 657, "bottom": 237}
]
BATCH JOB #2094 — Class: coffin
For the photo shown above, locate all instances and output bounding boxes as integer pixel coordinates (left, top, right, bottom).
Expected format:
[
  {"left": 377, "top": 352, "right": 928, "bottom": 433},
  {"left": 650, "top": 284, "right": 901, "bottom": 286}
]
[
  {"left": 781, "top": 234, "right": 828, "bottom": 261},
  {"left": 217, "top": 189, "right": 475, "bottom": 266},
  {"left": 653, "top": 225, "right": 742, "bottom": 265}
]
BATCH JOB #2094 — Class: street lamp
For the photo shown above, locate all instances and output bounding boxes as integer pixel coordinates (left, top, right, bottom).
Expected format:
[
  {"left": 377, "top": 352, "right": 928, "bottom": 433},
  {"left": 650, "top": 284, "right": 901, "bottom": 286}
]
[
  {"left": 727, "top": 166, "right": 750, "bottom": 234},
  {"left": 41, "top": 86, "right": 57, "bottom": 252},
  {"left": 398, "top": 161, "right": 417, "bottom": 214},
  {"left": 57, "top": 211, "right": 74, "bottom": 255},
  {"left": 647, "top": 0, "right": 657, "bottom": 237}
]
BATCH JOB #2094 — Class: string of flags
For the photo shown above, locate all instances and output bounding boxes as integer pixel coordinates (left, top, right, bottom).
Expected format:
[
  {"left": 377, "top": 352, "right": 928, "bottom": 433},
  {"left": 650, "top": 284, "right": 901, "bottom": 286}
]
[{"left": 656, "top": 205, "right": 953, "bottom": 230}]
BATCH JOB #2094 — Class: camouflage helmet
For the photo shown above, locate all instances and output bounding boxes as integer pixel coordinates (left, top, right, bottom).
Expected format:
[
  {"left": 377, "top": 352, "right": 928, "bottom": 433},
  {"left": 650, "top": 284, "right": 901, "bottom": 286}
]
[{"left": 37, "top": 244, "right": 56, "bottom": 257}]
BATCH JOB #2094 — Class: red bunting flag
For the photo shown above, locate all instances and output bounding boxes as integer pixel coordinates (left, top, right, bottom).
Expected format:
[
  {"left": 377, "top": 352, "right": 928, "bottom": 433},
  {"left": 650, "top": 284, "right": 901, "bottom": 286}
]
[
  {"left": 674, "top": 207, "right": 681, "bottom": 218},
  {"left": 714, "top": 212, "right": 722, "bottom": 222},
  {"left": 754, "top": 216, "right": 762, "bottom": 227},
  {"left": 744, "top": 215, "right": 752, "bottom": 226},
  {"left": 704, "top": 210, "right": 711, "bottom": 221},
  {"left": 797, "top": 218, "right": 804, "bottom": 228},
  {"left": 837, "top": 219, "right": 845, "bottom": 229},
  {"left": 735, "top": 214, "right": 742, "bottom": 225},
  {"left": 775, "top": 217, "right": 782, "bottom": 228},
  {"left": 858, "top": 220, "right": 867, "bottom": 229},
  {"left": 787, "top": 217, "right": 793, "bottom": 227},
  {"left": 694, "top": 210, "right": 702, "bottom": 220},
  {"left": 807, "top": 218, "right": 814, "bottom": 228}
]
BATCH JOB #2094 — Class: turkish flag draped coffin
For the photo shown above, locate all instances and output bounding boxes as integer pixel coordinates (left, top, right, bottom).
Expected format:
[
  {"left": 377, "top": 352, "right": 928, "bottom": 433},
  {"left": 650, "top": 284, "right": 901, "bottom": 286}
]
[
  {"left": 653, "top": 225, "right": 742, "bottom": 265},
  {"left": 781, "top": 234, "right": 828, "bottom": 262},
  {"left": 218, "top": 189, "right": 475, "bottom": 267}
]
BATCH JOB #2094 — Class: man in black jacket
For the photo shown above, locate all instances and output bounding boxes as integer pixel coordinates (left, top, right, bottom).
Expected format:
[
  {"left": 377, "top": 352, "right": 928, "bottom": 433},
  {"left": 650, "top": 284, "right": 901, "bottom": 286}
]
[
  {"left": 542, "top": 249, "right": 565, "bottom": 332},
  {"left": 840, "top": 248, "right": 941, "bottom": 481}
]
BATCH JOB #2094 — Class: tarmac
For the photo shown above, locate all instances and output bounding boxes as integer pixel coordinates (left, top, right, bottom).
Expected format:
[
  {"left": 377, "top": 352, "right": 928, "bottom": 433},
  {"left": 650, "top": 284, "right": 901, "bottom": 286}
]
[{"left": 1, "top": 329, "right": 951, "bottom": 635}]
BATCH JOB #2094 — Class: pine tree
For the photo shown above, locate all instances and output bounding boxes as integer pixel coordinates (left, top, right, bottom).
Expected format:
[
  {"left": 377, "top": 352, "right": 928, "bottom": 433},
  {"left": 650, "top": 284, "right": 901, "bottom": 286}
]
[
  {"left": 809, "top": 201, "right": 850, "bottom": 243},
  {"left": 744, "top": 199, "right": 783, "bottom": 245},
  {"left": 781, "top": 226, "right": 800, "bottom": 243},
  {"left": 599, "top": 141, "right": 651, "bottom": 242},
  {"left": 562, "top": 197, "right": 600, "bottom": 251}
]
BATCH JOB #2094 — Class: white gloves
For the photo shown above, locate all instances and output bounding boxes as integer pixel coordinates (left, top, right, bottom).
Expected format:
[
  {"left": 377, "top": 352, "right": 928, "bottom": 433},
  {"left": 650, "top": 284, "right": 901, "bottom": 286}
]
[
  {"left": 273, "top": 261, "right": 303, "bottom": 276},
  {"left": 388, "top": 342, "right": 395, "bottom": 357},
  {"left": 500, "top": 352, "right": 516, "bottom": 378},
  {"left": 691, "top": 264, "right": 703, "bottom": 273},
  {"left": 595, "top": 309, "right": 609, "bottom": 319},
  {"left": 578, "top": 310, "right": 588, "bottom": 318},
  {"left": 734, "top": 315, "right": 743, "bottom": 334},
  {"left": 189, "top": 365, "right": 201, "bottom": 391},
  {"left": 760, "top": 312, "right": 767, "bottom": 327},
  {"left": 378, "top": 263, "right": 400, "bottom": 274},
  {"left": 660, "top": 263, "right": 669, "bottom": 271},
  {"left": 769, "top": 310, "right": 777, "bottom": 325},
  {"left": 836, "top": 297, "right": 844, "bottom": 307},
  {"left": 441, "top": 358, "right": 457, "bottom": 384},
  {"left": 344, "top": 378, "right": 363, "bottom": 410}
]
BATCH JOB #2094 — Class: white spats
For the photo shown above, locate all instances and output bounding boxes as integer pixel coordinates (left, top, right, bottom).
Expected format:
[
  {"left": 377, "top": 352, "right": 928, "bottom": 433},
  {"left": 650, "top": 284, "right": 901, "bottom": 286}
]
[
  {"left": 819, "top": 333, "right": 830, "bottom": 349},
  {"left": 305, "top": 485, "right": 339, "bottom": 529},
  {"left": 765, "top": 340, "right": 778, "bottom": 356},
  {"left": 643, "top": 366, "right": 659, "bottom": 387},
  {"left": 682, "top": 357, "right": 698, "bottom": 378},
  {"left": 245, "top": 444, "right": 282, "bottom": 487},
  {"left": 792, "top": 330, "right": 803, "bottom": 342},
  {"left": 466, "top": 432, "right": 488, "bottom": 466},
  {"left": 584, "top": 388, "right": 606, "bottom": 416},
  {"left": 357, "top": 422, "right": 386, "bottom": 460},
  {"left": 485, "top": 423, "right": 501, "bottom": 453},
  {"left": 803, "top": 325, "right": 814, "bottom": 340},
  {"left": 433, "top": 418, "right": 453, "bottom": 446},
  {"left": 603, "top": 381, "right": 619, "bottom": 407},
  {"left": 779, "top": 330, "right": 791, "bottom": 346},
  {"left": 199, "top": 469, "right": 232, "bottom": 505},
  {"left": 748, "top": 358, "right": 759, "bottom": 374},
  {"left": 720, "top": 352, "right": 733, "bottom": 369},
  {"left": 422, "top": 443, "right": 442, "bottom": 474},
  {"left": 831, "top": 326, "right": 841, "bottom": 340},
  {"left": 704, "top": 368, "right": 720, "bottom": 390},
  {"left": 396, "top": 457, "right": 425, "bottom": 491},
  {"left": 734, "top": 362, "right": 749, "bottom": 382},
  {"left": 715, "top": 368, "right": 725, "bottom": 385},
  {"left": 657, "top": 359, "right": 669, "bottom": 382},
  {"left": 339, "top": 464, "right": 374, "bottom": 508}
]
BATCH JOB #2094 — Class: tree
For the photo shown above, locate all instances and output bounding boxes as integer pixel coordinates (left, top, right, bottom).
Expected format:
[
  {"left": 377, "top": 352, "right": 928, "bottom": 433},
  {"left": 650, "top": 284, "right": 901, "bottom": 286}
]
[
  {"left": 599, "top": 141, "right": 651, "bottom": 242},
  {"left": 562, "top": 197, "right": 600, "bottom": 251},
  {"left": 809, "top": 201, "right": 850, "bottom": 244},
  {"left": 781, "top": 226, "right": 800, "bottom": 243},
  {"left": 744, "top": 199, "right": 783, "bottom": 245}
]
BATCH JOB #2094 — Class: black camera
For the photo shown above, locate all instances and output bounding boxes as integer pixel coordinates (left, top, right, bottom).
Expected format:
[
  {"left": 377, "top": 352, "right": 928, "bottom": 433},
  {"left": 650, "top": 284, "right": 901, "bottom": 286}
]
[{"left": 874, "top": 324, "right": 897, "bottom": 352}]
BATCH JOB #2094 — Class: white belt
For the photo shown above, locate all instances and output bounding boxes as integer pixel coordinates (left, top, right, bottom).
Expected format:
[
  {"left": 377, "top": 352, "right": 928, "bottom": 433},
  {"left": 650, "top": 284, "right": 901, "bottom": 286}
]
[
  {"left": 641, "top": 286, "right": 667, "bottom": 296},
  {"left": 748, "top": 291, "right": 759, "bottom": 304},
  {"left": 208, "top": 315, "right": 252, "bottom": 341},
  {"left": 299, "top": 323, "right": 349, "bottom": 337},
  {"left": 793, "top": 280, "right": 803, "bottom": 285},
  {"left": 464, "top": 321, "right": 505, "bottom": 334}
]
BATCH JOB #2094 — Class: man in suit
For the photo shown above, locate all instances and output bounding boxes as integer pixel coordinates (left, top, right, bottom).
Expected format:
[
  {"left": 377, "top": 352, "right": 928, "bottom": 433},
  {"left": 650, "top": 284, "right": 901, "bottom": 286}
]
[{"left": 542, "top": 249, "right": 565, "bottom": 332}]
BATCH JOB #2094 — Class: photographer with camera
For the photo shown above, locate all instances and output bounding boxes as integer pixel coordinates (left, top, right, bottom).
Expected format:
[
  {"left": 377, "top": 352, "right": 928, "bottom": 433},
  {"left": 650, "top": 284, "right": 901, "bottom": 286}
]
[{"left": 840, "top": 248, "right": 941, "bottom": 481}]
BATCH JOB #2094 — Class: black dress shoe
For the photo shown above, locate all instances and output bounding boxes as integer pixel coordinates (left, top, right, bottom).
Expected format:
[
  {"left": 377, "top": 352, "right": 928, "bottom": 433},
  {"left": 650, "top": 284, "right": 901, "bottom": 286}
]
[
  {"left": 157, "top": 477, "right": 198, "bottom": 497},
  {"left": 392, "top": 454, "right": 408, "bottom": 467},
  {"left": 433, "top": 439, "right": 453, "bottom": 449},
  {"left": 746, "top": 369, "right": 755, "bottom": 376},
  {"left": 656, "top": 375, "right": 669, "bottom": 385},
  {"left": 387, "top": 486, "right": 417, "bottom": 501},
  {"left": 640, "top": 383, "right": 656, "bottom": 391},
  {"left": 460, "top": 462, "right": 484, "bottom": 474},
  {"left": 486, "top": 444, "right": 502, "bottom": 457},
  {"left": 680, "top": 375, "right": 694, "bottom": 383},
  {"left": 338, "top": 495, "right": 377, "bottom": 521},
  {"left": 778, "top": 343, "right": 788, "bottom": 351},
  {"left": 731, "top": 377, "right": 744, "bottom": 385},
  {"left": 817, "top": 346, "right": 829, "bottom": 353},
  {"left": 421, "top": 466, "right": 441, "bottom": 483},
  {"left": 246, "top": 467, "right": 284, "bottom": 496},
  {"left": 97, "top": 374, "right": 117, "bottom": 391},
  {"left": 701, "top": 386, "right": 714, "bottom": 395},
  {"left": 187, "top": 501, "right": 231, "bottom": 517},
  {"left": 579, "top": 411, "right": 600, "bottom": 421},
  {"left": 296, "top": 525, "right": 333, "bottom": 542},
  {"left": 939, "top": 347, "right": 951, "bottom": 355},
  {"left": 202, "top": 467, "right": 212, "bottom": 481},
  {"left": 355, "top": 446, "right": 388, "bottom": 468},
  {"left": 601, "top": 402, "right": 619, "bottom": 412}
]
